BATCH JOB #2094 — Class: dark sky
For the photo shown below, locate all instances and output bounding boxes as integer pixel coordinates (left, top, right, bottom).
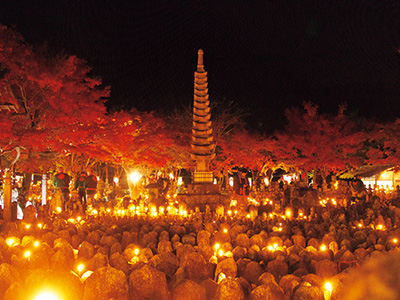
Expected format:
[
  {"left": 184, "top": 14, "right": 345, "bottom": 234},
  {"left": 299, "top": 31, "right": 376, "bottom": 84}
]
[{"left": 1, "top": 0, "right": 400, "bottom": 133}]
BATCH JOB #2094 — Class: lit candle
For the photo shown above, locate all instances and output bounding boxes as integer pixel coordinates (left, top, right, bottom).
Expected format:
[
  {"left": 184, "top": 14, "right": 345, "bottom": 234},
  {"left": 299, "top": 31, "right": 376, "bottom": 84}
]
[
  {"left": 6, "top": 237, "right": 17, "bottom": 247},
  {"left": 324, "top": 281, "right": 332, "bottom": 300},
  {"left": 77, "top": 263, "right": 85, "bottom": 276},
  {"left": 24, "top": 250, "right": 31, "bottom": 261}
]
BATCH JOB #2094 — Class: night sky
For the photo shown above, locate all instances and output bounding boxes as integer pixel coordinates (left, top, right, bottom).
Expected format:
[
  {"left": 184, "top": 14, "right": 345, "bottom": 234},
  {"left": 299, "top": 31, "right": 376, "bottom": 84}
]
[{"left": 1, "top": 0, "right": 400, "bottom": 133}]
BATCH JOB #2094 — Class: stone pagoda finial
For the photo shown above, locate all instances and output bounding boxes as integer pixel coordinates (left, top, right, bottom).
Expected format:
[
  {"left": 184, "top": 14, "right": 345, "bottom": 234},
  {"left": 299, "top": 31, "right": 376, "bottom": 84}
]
[{"left": 197, "top": 49, "right": 204, "bottom": 72}]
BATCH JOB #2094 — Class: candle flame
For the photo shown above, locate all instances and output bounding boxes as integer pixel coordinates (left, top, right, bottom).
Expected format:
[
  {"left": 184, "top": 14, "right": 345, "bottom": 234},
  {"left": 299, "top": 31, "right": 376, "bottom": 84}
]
[
  {"left": 77, "top": 264, "right": 84, "bottom": 273},
  {"left": 6, "top": 237, "right": 17, "bottom": 247},
  {"left": 324, "top": 281, "right": 333, "bottom": 292}
]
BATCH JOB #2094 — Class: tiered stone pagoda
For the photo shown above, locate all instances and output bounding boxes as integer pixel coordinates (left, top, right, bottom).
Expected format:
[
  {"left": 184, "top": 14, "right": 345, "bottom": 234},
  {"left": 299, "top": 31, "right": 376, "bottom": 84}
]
[
  {"left": 191, "top": 49, "right": 215, "bottom": 181},
  {"left": 177, "top": 49, "right": 229, "bottom": 210}
]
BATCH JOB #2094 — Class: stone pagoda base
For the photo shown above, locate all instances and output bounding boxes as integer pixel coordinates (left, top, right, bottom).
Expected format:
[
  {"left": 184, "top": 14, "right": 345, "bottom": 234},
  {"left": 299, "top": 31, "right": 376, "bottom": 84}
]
[{"left": 177, "top": 183, "right": 230, "bottom": 211}]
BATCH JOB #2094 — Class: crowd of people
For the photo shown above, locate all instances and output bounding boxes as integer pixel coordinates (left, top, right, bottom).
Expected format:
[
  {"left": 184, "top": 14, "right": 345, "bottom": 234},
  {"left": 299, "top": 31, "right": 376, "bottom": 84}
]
[
  {"left": 51, "top": 168, "right": 100, "bottom": 213},
  {"left": 0, "top": 168, "right": 399, "bottom": 299}
]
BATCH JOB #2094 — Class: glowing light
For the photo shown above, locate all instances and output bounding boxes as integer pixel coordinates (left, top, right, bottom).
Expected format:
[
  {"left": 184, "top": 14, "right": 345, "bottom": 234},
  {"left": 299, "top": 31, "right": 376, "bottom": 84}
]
[
  {"left": 268, "top": 244, "right": 279, "bottom": 252},
  {"left": 223, "top": 228, "right": 228, "bottom": 233},
  {"left": 34, "top": 241, "right": 40, "bottom": 247},
  {"left": 34, "top": 292, "right": 60, "bottom": 300},
  {"left": 77, "top": 264, "right": 85, "bottom": 274},
  {"left": 214, "top": 243, "right": 220, "bottom": 251},
  {"left": 376, "top": 224, "right": 384, "bottom": 230},
  {"left": 37, "top": 223, "right": 43, "bottom": 229},
  {"left": 24, "top": 250, "right": 31, "bottom": 258},
  {"left": 263, "top": 178, "right": 269, "bottom": 186},
  {"left": 358, "top": 223, "right": 363, "bottom": 228},
  {"left": 56, "top": 207, "right": 62, "bottom": 213},
  {"left": 129, "top": 171, "right": 141, "bottom": 183},
  {"left": 217, "top": 272, "right": 226, "bottom": 283},
  {"left": 324, "top": 281, "right": 333, "bottom": 300},
  {"left": 6, "top": 237, "right": 17, "bottom": 247},
  {"left": 25, "top": 224, "right": 31, "bottom": 229},
  {"left": 325, "top": 282, "right": 332, "bottom": 291},
  {"left": 320, "top": 245, "right": 327, "bottom": 251},
  {"left": 113, "top": 176, "right": 119, "bottom": 185},
  {"left": 177, "top": 177, "right": 183, "bottom": 186},
  {"left": 227, "top": 210, "right": 232, "bottom": 216},
  {"left": 134, "top": 248, "right": 140, "bottom": 256},
  {"left": 393, "top": 238, "right": 398, "bottom": 244},
  {"left": 218, "top": 249, "right": 224, "bottom": 256},
  {"left": 77, "top": 216, "right": 81, "bottom": 222}
]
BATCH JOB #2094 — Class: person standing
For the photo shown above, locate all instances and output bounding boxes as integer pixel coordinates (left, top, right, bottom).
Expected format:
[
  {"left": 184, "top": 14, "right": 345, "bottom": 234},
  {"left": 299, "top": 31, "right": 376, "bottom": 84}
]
[
  {"left": 85, "top": 170, "right": 98, "bottom": 208},
  {"left": 234, "top": 168, "right": 250, "bottom": 210},
  {"left": 96, "top": 177, "right": 106, "bottom": 204},
  {"left": 74, "top": 171, "right": 87, "bottom": 213},
  {"left": 52, "top": 167, "right": 71, "bottom": 211}
]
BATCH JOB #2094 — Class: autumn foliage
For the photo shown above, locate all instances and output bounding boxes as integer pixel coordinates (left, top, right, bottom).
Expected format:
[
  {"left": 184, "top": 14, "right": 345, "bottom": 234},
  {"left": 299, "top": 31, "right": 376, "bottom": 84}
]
[
  {"left": 1, "top": 24, "right": 399, "bottom": 177},
  {"left": 273, "top": 102, "right": 366, "bottom": 178}
]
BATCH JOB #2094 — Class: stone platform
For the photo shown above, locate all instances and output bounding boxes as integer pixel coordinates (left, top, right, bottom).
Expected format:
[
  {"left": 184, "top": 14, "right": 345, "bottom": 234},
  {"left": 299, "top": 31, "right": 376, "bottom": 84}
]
[{"left": 176, "top": 183, "right": 230, "bottom": 211}]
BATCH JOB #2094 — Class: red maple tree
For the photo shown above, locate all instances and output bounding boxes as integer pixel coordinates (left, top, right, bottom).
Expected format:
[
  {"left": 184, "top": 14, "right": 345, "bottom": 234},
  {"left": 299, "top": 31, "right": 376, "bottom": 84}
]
[
  {"left": 273, "top": 102, "right": 366, "bottom": 183},
  {"left": 0, "top": 24, "right": 110, "bottom": 172},
  {"left": 366, "top": 119, "right": 400, "bottom": 169}
]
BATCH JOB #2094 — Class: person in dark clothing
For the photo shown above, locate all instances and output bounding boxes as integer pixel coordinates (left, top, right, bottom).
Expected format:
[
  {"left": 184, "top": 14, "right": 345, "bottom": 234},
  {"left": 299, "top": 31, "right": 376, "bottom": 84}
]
[
  {"left": 234, "top": 168, "right": 250, "bottom": 210},
  {"left": 52, "top": 167, "right": 71, "bottom": 211},
  {"left": 85, "top": 170, "right": 98, "bottom": 208},
  {"left": 74, "top": 172, "right": 87, "bottom": 212}
]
